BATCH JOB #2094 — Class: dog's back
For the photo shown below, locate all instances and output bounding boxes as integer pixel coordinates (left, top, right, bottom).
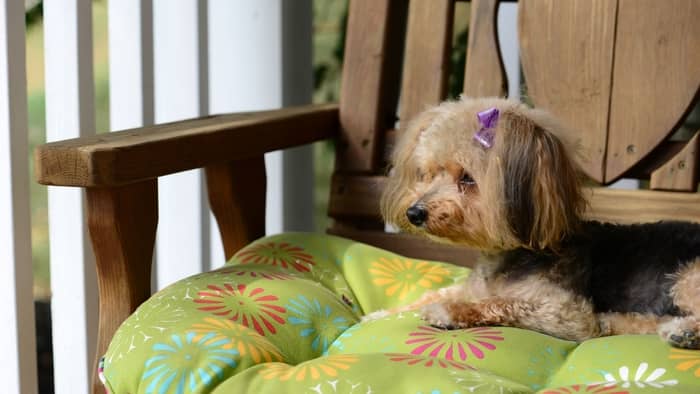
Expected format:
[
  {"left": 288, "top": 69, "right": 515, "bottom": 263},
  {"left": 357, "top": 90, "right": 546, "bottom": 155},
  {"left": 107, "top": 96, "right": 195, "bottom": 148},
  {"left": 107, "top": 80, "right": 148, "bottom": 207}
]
[{"left": 584, "top": 220, "right": 700, "bottom": 315}]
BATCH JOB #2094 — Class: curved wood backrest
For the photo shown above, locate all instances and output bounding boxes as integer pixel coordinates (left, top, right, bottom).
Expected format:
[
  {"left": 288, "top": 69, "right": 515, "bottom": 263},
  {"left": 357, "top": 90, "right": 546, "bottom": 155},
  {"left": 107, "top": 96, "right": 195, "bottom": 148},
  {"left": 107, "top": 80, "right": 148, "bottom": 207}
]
[
  {"left": 605, "top": 0, "right": 700, "bottom": 182},
  {"left": 519, "top": 0, "right": 617, "bottom": 183},
  {"left": 330, "top": 0, "right": 700, "bottom": 265},
  {"left": 520, "top": 0, "right": 700, "bottom": 184}
]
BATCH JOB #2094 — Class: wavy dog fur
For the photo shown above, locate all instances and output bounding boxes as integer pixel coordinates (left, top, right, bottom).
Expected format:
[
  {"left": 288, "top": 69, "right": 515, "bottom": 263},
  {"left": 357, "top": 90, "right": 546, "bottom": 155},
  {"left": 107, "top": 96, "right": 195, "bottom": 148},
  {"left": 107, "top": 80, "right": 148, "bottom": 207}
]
[{"left": 373, "top": 97, "right": 700, "bottom": 348}]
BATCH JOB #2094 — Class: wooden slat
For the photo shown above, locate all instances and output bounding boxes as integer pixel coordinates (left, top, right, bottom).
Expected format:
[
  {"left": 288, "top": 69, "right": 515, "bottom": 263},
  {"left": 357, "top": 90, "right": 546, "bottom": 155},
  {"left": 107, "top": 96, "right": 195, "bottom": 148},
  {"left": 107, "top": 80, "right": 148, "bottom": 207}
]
[
  {"left": 605, "top": 0, "right": 700, "bottom": 182},
  {"left": 399, "top": 0, "right": 454, "bottom": 125},
  {"left": 328, "top": 225, "right": 480, "bottom": 268},
  {"left": 329, "top": 172, "right": 383, "bottom": 220},
  {"left": 650, "top": 132, "right": 700, "bottom": 192},
  {"left": 519, "top": 0, "right": 617, "bottom": 183},
  {"left": 588, "top": 188, "right": 700, "bottom": 224},
  {"left": 463, "top": 0, "right": 507, "bottom": 98},
  {"left": 206, "top": 157, "right": 266, "bottom": 259},
  {"left": 35, "top": 104, "right": 339, "bottom": 187},
  {"left": 337, "top": 0, "right": 407, "bottom": 172},
  {"left": 44, "top": 1, "right": 99, "bottom": 393},
  {"left": 330, "top": 173, "right": 700, "bottom": 225},
  {"left": 0, "top": 0, "right": 38, "bottom": 391},
  {"left": 86, "top": 180, "right": 157, "bottom": 394},
  {"left": 625, "top": 140, "right": 685, "bottom": 179}
]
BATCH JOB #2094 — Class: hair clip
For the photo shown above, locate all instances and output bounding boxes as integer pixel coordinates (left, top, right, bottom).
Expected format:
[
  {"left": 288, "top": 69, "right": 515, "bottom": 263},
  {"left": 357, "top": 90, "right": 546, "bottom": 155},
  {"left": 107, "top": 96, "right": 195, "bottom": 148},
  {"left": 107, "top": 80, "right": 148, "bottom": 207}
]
[{"left": 474, "top": 107, "right": 499, "bottom": 149}]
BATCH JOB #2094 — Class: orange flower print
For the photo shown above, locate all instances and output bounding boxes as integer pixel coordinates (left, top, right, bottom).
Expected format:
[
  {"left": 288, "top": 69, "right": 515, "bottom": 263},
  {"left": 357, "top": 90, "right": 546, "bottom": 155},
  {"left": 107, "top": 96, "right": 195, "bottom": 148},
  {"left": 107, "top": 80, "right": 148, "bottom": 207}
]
[
  {"left": 191, "top": 318, "right": 284, "bottom": 363},
  {"left": 369, "top": 257, "right": 451, "bottom": 300},
  {"left": 541, "top": 383, "right": 629, "bottom": 394},
  {"left": 669, "top": 348, "right": 700, "bottom": 377},
  {"left": 235, "top": 242, "right": 316, "bottom": 272},
  {"left": 259, "top": 355, "right": 358, "bottom": 381},
  {"left": 194, "top": 283, "right": 285, "bottom": 336}
]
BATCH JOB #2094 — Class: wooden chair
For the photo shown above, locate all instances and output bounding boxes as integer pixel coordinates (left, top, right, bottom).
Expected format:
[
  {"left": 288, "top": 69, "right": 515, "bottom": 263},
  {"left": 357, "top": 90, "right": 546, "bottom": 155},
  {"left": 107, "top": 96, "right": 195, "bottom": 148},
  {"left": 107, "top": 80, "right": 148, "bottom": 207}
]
[{"left": 35, "top": 0, "right": 700, "bottom": 392}]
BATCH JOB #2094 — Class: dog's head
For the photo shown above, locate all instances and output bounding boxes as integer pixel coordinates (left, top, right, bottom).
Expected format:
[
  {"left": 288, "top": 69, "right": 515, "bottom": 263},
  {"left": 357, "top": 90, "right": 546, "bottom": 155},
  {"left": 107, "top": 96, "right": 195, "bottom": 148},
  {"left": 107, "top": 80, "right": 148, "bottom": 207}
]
[{"left": 381, "top": 97, "right": 585, "bottom": 251}]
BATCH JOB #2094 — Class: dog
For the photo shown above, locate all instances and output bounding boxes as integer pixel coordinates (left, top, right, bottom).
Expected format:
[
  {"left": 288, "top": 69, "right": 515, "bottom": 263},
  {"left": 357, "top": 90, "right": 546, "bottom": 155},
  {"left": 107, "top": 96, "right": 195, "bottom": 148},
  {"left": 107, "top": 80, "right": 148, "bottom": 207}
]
[{"left": 371, "top": 97, "right": 700, "bottom": 349}]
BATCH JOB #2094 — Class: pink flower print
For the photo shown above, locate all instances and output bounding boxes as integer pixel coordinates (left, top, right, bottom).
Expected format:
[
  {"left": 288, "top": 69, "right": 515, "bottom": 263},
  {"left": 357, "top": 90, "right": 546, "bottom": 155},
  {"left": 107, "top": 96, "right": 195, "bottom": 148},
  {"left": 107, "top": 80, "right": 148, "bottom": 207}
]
[
  {"left": 385, "top": 353, "right": 474, "bottom": 370},
  {"left": 214, "top": 266, "right": 293, "bottom": 280},
  {"left": 194, "top": 283, "right": 286, "bottom": 336},
  {"left": 541, "top": 383, "right": 630, "bottom": 394},
  {"left": 235, "top": 242, "right": 315, "bottom": 272},
  {"left": 406, "top": 326, "right": 503, "bottom": 361}
]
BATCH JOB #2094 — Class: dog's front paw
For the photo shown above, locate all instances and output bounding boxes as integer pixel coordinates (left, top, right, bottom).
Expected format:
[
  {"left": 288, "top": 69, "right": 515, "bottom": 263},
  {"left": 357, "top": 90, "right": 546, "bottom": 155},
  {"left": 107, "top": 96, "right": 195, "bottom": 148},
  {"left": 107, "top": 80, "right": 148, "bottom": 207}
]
[
  {"left": 421, "top": 302, "right": 456, "bottom": 329},
  {"left": 361, "top": 309, "right": 391, "bottom": 322},
  {"left": 658, "top": 317, "right": 700, "bottom": 349}
]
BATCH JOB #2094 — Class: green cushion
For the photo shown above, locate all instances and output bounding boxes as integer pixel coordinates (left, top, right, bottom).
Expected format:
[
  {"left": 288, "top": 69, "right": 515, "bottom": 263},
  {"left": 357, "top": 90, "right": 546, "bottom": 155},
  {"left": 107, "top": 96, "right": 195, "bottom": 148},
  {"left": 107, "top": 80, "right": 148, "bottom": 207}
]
[{"left": 102, "top": 233, "right": 700, "bottom": 393}]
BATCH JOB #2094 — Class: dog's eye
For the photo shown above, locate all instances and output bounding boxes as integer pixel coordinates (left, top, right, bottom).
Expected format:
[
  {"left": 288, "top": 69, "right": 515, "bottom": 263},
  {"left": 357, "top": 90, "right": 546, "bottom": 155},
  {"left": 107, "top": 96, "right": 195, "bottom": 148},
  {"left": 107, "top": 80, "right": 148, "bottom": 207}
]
[{"left": 458, "top": 172, "right": 477, "bottom": 192}]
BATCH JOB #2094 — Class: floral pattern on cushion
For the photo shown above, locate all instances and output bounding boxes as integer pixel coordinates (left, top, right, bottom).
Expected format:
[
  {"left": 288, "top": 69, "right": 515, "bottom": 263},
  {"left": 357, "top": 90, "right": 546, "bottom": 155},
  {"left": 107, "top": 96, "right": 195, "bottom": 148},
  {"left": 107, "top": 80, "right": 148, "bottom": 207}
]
[{"left": 102, "top": 233, "right": 700, "bottom": 394}]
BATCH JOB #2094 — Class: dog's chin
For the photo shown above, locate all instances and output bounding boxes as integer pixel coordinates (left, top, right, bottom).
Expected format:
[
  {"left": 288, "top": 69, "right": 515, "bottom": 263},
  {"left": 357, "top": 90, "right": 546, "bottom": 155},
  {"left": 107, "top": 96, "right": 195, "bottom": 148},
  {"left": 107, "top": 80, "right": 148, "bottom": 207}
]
[
  {"left": 404, "top": 223, "right": 483, "bottom": 249},
  {"left": 393, "top": 217, "right": 510, "bottom": 251}
]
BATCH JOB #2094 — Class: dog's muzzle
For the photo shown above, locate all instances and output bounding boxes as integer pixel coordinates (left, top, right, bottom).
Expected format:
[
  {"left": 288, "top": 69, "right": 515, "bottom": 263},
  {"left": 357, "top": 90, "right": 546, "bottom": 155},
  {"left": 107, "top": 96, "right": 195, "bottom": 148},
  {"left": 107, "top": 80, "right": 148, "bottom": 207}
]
[{"left": 406, "top": 205, "right": 428, "bottom": 226}]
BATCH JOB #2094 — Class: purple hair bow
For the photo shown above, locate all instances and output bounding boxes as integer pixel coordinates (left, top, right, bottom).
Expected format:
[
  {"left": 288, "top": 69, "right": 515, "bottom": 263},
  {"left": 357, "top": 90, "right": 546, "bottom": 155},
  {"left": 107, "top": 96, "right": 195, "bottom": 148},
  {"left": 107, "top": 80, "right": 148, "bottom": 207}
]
[{"left": 473, "top": 107, "right": 499, "bottom": 149}]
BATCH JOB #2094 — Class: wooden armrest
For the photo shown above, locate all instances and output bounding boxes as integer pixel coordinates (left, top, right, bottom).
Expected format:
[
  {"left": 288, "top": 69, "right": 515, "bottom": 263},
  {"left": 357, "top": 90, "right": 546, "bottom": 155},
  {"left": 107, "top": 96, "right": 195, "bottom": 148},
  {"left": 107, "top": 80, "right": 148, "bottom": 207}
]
[{"left": 35, "top": 103, "right": 339, "bottom": 187}]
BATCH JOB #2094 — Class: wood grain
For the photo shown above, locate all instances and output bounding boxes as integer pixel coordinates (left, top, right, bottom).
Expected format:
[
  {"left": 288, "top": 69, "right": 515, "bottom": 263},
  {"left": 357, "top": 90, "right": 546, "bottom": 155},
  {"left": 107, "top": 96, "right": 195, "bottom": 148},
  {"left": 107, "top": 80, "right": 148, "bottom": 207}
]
[
  {"left": 519, "top": 0, "right": 617, "bottom": 183},
  {"left": 587, "top": 187, "right": 700, "bottom": 224},
  {"left": 625, "top": 140, "right": 686, "bottom": 179},
  {"left": 328, "top": 224, "right": 480, "bottom": 268},
  {"left": 463, "top": 0, "right": 508, "bottom": 98},
  {"left": 398, "top": 0, "right": 454, "bottom": 125},
  {"left": 86, "top": 180, "right": 157, "bottom": 394},
  {"left": 35, "top": 103, "right": 338, "bottom": 187},
  {"left": 337, "top": 0, "right": 407, "bottom": 172},
  {"left": 650, "top": 131, "right": 700, "bottom": 192},
  {"left": 605, "top": 0, "right": 700, "bottom": 182},
  {"left": 206, "top": 157, "right": 266, "bottom": 259},
  {"left": 328, "top": 172, "right": 383, "bottom": 220},
  {"left": 328, "top": 173, "right": 700, "bottom": 225}
]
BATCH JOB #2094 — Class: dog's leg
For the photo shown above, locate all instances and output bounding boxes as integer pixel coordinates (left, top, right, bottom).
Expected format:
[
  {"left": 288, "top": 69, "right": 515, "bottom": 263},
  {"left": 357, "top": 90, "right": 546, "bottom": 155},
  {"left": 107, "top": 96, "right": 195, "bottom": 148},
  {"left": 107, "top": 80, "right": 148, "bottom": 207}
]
[
  {"left": 421, "top": 275, "right": 601, "bottom": 342},
  {"left": 362, "top": 282, "right": 468, "bottom": 322},
  {"left": 598, "top": 312, "right": 672, "bottom": 335},
  {"left": 659, "top": 258, "right": 700, "bottom": 349},
  {"left": 421, "top": 296, "right": 600, "bottom": 341}
]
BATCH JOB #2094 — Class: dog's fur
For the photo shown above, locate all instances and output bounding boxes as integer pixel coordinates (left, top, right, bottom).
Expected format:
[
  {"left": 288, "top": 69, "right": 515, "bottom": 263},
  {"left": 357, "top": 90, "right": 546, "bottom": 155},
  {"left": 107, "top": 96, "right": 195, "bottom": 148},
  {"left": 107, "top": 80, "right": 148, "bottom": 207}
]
[{"left": 373, "top": 97, "right": 700, "bottom": 348}]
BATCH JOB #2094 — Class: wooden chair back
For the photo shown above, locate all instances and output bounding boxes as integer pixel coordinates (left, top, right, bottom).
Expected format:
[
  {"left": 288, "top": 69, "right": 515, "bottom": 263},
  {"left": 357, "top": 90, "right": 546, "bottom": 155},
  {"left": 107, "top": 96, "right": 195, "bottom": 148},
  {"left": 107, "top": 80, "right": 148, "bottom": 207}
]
[{"left": 328, "top": 0, "right": 700, "bottom": 266}]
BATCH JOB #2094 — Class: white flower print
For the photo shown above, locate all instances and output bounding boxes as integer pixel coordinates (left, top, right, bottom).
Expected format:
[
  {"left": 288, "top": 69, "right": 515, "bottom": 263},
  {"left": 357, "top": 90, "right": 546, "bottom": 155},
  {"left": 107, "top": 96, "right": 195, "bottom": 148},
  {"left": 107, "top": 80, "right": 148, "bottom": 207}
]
[{"left": 603, "top": 362, "right": 678, "bottom": 389}]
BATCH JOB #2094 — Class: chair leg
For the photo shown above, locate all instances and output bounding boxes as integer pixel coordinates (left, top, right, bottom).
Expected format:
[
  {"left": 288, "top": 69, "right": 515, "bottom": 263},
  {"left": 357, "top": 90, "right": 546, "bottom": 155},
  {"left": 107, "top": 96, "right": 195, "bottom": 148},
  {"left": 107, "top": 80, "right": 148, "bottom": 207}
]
[
  {"left": 206, "top": 157, "right": 266, "bottom": 260},
  {"left": 86, "top": 180, "right": 158, "bottom": 394}
]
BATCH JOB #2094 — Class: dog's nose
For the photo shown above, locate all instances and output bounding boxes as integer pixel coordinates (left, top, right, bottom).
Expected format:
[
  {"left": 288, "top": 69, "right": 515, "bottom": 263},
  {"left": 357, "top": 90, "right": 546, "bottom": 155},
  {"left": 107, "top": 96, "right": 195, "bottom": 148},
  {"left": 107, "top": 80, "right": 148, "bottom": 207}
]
[{"left": 406, "top": 205, "right": 428, "bottom": 226}]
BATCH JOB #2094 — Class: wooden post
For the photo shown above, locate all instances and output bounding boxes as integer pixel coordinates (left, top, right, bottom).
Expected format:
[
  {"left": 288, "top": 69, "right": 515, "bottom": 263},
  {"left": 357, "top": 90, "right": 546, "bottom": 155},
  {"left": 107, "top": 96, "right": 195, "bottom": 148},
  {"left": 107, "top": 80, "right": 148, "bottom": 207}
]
[
  {"left": 206, "top": 158, "right": 266, "bottom": 259},
  {"left": 86, "top": 180, "right": 158, "bottom": 394}
]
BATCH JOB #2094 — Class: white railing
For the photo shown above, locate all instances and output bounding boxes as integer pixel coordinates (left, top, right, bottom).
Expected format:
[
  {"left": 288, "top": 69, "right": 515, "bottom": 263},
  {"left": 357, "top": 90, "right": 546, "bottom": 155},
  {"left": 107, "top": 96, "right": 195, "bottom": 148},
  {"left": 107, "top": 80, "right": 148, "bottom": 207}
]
[
  {"left": 1, "top": 1, "right": 313, "bottom": 393},
  {"left": 44, "top": 2, "right": 98, "bottom": 392},
  {"left": 0, "top": 1, "right": 37, "bottom": 393}
]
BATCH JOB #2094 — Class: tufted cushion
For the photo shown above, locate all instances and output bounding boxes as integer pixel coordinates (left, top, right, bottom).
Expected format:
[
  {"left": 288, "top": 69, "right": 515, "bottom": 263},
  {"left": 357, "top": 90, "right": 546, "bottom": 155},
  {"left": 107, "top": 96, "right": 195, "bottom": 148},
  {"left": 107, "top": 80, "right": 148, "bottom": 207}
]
[{"left": 102, "top": 233, "right": 700, "bottom": 393}]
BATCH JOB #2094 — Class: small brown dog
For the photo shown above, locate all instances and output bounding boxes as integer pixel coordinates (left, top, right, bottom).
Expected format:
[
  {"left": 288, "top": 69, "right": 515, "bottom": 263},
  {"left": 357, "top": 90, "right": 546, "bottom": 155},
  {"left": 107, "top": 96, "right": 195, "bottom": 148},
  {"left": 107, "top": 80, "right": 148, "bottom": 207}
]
[{"left": 372, "top": 97, "right": 700, "bottom": 348}]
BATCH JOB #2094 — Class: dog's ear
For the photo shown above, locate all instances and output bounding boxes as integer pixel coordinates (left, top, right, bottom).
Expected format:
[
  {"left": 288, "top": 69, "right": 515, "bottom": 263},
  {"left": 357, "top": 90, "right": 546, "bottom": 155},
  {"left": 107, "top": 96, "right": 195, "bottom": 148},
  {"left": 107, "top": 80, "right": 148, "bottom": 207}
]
[
  {"left": 498, "top": 109, "right": 585, "bottom": 249},
  {"left": 380, "top": 108, "right": 441, "bottom": 229}
]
